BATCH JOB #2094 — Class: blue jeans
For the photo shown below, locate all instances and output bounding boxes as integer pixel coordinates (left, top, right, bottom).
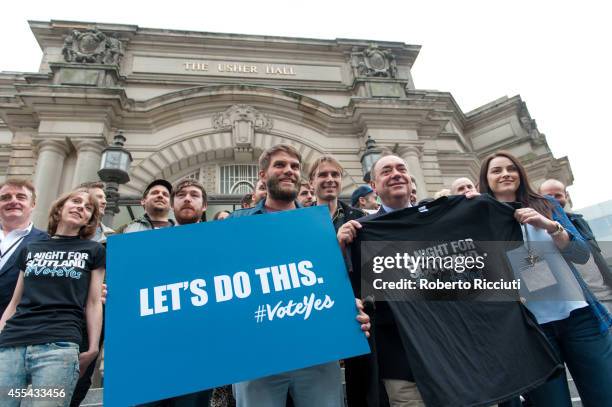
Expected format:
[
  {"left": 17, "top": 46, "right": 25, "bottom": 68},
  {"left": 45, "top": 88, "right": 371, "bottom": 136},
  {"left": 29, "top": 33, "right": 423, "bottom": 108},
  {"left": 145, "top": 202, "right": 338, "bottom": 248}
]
[
  {"left": 502, "top": 307, "right": 612, "bottom": 407},
  {"left": 233, "top": 361, "right": 343, "bottom": 407},
  {"left": 0, "top": 342, "right": 80, "bottom": 407}
]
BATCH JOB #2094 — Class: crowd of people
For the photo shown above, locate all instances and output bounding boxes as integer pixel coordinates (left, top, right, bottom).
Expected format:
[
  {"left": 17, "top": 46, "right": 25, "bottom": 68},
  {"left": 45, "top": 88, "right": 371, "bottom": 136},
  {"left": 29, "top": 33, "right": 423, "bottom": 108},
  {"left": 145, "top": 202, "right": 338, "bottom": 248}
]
[{"left": 0, "top": 143, "right": 610, "bottom": 407}]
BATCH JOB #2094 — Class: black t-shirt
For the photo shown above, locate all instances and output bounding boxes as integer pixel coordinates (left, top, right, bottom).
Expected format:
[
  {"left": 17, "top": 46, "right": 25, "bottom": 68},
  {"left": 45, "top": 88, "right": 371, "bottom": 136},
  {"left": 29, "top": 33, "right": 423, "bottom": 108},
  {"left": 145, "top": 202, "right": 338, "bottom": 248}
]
[
  {"left": 351, "top": 195, "right": 563, "bottom": 407},
  {"left": 0, "top": 236, "right": 105, "bottom": 347}
]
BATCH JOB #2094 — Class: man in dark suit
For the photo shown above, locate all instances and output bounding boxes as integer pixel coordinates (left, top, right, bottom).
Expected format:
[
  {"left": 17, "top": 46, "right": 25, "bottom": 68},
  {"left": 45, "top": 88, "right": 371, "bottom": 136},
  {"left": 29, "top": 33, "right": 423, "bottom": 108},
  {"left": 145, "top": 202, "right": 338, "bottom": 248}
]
[
  {"left": 338, "top": 154, "right": 418, "bottom": 406},
  {"left": 339, "top": 155, "right": 482, "bottom": 406},
  {"left": 0, "top": 179, "right": 47, "bottom": 318}
]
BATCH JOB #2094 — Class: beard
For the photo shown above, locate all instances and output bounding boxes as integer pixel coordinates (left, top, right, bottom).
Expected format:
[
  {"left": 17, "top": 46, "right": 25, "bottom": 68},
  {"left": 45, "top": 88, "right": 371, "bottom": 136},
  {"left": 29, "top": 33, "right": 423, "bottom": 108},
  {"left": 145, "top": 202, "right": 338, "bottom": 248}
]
[
  {"left": 147, "top": 200, "right": 170, "bottom": 216},
  {"left": 175, "top": 207, "right": 201, "bottom": 225},
  {"left": 267, "top": 174, "right": 298, "bottom": 202}
]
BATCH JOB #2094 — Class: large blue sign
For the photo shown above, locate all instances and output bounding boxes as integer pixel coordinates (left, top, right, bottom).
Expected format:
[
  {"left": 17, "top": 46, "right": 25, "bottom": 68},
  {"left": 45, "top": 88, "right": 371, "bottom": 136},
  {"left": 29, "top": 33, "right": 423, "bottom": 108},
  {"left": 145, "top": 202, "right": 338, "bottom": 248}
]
[{"left": 105, "top": 205, "right": 370, "bottom": 406}]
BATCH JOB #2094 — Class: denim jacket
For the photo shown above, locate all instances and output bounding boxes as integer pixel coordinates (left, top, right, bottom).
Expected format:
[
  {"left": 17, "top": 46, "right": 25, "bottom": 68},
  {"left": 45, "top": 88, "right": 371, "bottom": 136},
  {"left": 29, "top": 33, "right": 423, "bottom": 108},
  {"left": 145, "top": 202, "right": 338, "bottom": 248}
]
[
  {"left": 549, "top": 197, "right": 612, "bottom": 333},
  {"left": 229, "top": 198, "right": 303, "bottom": 218}
]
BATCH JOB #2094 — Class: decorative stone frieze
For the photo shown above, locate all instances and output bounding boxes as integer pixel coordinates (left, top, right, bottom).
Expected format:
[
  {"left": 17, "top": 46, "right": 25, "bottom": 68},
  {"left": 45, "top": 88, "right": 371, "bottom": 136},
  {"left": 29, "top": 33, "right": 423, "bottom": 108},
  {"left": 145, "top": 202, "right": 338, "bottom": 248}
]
[
  {"left": 351, "top": 45, "right": 398, "bottom": 79},
  {"left": 62, "top": 29, "right": 124, "bottom": 65}
]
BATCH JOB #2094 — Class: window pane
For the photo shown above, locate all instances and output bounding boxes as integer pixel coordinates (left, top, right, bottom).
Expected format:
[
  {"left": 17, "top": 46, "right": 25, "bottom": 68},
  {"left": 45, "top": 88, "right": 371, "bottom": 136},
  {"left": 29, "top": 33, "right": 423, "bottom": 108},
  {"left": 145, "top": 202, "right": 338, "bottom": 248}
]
[{"left": 219, "top": 164, "right": 257, "bottom": 194}]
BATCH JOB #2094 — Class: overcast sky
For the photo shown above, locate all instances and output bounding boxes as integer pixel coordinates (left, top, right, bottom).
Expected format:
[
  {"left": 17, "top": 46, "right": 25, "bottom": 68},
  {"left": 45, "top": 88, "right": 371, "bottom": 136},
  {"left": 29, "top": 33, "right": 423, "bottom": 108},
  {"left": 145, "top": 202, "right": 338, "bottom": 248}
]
[{"left": 1, "top": 0, "right": 610, "bottom": 209}]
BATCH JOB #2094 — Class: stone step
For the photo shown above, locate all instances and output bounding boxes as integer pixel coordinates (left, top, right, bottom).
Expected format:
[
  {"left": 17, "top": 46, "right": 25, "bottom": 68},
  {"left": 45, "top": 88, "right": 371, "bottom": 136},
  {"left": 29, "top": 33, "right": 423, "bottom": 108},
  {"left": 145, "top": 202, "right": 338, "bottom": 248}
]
[
  {"left": 81, "top": 386, "right": 103, "bottom": 406},
  {"left": 567, "top": 371, "right": 582, "bottom": 407},
  {"left": 63, "top": 368, "right": 585, "bottom": 407}
]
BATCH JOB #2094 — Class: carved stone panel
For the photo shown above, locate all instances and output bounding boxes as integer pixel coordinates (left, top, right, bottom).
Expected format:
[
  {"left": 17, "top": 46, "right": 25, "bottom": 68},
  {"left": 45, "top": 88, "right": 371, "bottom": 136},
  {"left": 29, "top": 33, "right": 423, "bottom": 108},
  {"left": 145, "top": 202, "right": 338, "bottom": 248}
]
[
  {"left": 62, "top": 29, "right": 124, "bottom": 65},
  {"left": 212, "top": 105, "right": 273, "bottom": 149},
  {"left": 351, "top": 45, "right": 398, "bottom": 79}
]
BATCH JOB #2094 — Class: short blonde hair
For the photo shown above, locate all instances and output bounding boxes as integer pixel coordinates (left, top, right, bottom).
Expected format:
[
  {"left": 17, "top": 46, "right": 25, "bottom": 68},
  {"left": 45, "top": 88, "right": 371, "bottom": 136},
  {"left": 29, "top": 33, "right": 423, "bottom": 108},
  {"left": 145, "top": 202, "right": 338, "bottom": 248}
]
[
  {"left": 308, "top": 155, "right": 343, "bottom": 181},
  {"left": 258, "top": 144, "right": 302, "bottom": 171}
]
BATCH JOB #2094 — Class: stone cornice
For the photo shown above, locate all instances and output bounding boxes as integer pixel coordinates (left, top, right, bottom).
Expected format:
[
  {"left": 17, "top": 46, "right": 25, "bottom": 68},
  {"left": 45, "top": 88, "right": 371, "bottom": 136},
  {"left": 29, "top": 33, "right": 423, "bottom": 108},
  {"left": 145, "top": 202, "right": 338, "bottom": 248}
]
[
  {"left": 397, "top": 144, "right": 425, "bottom": 159},
  {"left": 436, "top": 152, "right": 481, "bottom": 181},
  {"left": 47, "top": 63, "right": 125, "bottom": 80},
  {"left": 518, "top": 153, "right": 573, "bottom": 186},
  {"left": 405, "top": 90, "right": 467, "bottom": 123},
  {"left": 119, "top": 85, "right": 455, "bottom": 135},
  {"left": 30, "top": 20, "right": 419, "bottom": 59},
  {"left": 8, "top": 84, "right": 129, "bottom": 125},
  {"left": 29, "top": 20, "right": 420, "bottom": 83},
  {"left": 0, "top": 105, "right": 38, "bottom": 131},
  {"left": 71, "top": 138, "right": 105, "bottom": 154},
  {"left": 474, "top": 135, "right": 550, "bottom": 160},
  {"left": 33, "top": 138, "right": 71, "bottom": 156},
  {"left": 2, "top": 81, "right": 466, "bottom": 146},
  {"left": 464, "top": 95, "right": 523, "bottom": 130},
  {"left": 29, "top": 20, "right": 137, "bottom": 51},
  {"left": 0, "top": 73, "right": 28, "bottom": 87}
]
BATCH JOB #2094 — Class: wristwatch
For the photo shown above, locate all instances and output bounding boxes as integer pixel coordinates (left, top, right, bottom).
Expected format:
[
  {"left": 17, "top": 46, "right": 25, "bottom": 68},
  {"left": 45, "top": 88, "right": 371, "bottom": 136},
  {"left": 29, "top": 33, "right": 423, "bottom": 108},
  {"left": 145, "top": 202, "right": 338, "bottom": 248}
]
[{"left": 548, "top": 221, "right": 565, "bottom": 236}]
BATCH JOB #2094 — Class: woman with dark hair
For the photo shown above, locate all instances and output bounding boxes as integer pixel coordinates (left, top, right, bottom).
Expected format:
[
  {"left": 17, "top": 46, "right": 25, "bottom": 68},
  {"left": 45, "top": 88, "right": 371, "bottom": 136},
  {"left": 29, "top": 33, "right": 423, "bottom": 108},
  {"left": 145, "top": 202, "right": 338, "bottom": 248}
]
[
  {"left": 0, "top": 189, "right": 105, "bottom": 407},
  {"left": 480, "top": 151, "right": 612, "bottom": 406}
]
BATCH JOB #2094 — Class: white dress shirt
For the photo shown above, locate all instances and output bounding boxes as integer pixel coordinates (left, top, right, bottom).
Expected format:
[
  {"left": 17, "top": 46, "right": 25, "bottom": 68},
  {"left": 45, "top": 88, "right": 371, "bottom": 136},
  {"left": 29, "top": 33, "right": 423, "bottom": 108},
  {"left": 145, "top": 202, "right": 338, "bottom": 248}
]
[
  {"left": 0, "top": 222, "right": 33, "bottom": 270},
  {"left": 381, "top": 202, "right": 412, "bottom": 213}
]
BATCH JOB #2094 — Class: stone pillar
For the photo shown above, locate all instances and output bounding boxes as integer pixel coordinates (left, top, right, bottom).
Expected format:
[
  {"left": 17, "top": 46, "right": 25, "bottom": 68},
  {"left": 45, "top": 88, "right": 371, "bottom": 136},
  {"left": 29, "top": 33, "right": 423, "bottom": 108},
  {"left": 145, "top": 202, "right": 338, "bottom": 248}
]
[
  {"left": 399, "top": 146, "right": 426, "bottom": 201},
  {"left": 71, "top": 139, "right": 105, "bottom": 188},
  {"left": 32, "top": 139, "right": 70, "bottom": 228}
]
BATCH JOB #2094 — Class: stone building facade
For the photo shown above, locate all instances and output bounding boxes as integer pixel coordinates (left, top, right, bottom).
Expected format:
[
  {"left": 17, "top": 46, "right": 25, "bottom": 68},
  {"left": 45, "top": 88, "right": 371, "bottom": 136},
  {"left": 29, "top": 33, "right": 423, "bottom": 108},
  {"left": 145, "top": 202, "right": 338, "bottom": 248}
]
[{"left": 0, "top": 20, "right": 572, "bottom": 228}]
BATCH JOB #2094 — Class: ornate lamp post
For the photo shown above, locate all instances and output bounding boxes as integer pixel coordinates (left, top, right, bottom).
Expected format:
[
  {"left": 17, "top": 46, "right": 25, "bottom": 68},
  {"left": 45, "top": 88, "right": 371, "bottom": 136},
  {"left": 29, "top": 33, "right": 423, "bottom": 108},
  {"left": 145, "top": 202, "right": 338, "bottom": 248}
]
[
  {"left": 360, "top": 136, "right": 382, "bottom": 183},
  {"left": 98, "top": 130, "right": 132, "bottom": 227}
]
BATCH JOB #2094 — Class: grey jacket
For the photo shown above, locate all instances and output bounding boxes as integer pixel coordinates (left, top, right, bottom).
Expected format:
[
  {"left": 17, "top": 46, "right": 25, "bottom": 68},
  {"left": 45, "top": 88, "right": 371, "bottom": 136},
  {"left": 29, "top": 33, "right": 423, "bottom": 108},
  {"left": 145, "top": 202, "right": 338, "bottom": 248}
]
[{"left": 119, "top": 214, "right": 175, "bottom": 234}]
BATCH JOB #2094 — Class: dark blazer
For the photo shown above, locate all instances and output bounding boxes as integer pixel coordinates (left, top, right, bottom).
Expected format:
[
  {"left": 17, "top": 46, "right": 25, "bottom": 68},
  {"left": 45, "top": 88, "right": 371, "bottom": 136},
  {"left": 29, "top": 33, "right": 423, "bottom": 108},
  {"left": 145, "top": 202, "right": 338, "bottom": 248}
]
[
  {"left": 0, "top": 227, "right": 48, "bottom": 317},
  {"left": 344, "top": 204, "right": 410, "bottom": 407}
]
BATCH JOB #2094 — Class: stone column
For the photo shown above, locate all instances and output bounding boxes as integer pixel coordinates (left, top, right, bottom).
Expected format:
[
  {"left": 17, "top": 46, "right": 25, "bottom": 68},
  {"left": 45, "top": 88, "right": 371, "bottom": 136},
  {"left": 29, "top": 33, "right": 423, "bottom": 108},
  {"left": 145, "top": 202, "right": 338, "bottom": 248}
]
[
  {"left": 399, "top": 145, "right": 426, "bottom": 201},
  {"left": 71, "top": 139, "right": 105, "bottom": 188},
  {"left": 32, "top": 139, "right": 70, "bottom": 228}
]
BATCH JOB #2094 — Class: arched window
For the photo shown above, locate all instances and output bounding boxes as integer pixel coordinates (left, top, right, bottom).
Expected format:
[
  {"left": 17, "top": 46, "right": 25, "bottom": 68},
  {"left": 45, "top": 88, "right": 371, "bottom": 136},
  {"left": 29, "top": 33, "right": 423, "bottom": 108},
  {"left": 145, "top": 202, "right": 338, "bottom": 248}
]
[
  {"left": 231, "top": 181, "right": 254, "bottom": 195},
  {"left": 219, "top": 164, "right": 258, "bottom": 194}
]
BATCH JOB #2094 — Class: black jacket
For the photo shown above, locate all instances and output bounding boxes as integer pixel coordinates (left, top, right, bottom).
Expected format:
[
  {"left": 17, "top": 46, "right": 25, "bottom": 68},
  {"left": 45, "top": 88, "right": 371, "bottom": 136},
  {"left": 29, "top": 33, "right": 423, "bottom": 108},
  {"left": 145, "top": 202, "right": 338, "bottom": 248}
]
[
  {"left": 332, "top": 200, "right": 367, "bottom": 232},
  {"left": 345, "top": 205, "right": 398, "bottom": 407},
  {"left": 0, "top": 227, "right": 48, "bottom": 317}
]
